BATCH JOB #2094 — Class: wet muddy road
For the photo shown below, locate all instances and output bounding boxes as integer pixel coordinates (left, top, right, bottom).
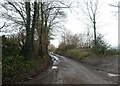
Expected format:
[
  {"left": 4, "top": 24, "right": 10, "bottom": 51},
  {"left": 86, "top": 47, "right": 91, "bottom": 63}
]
[{"left": 23, "top": 54, "right": 118, "bottom": 84}]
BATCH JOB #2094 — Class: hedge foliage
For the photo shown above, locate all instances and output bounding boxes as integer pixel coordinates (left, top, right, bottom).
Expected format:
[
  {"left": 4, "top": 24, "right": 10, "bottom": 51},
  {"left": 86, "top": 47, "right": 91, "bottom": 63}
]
[{"left": 3, "top": 55, "right": 45, "bottom": 84}]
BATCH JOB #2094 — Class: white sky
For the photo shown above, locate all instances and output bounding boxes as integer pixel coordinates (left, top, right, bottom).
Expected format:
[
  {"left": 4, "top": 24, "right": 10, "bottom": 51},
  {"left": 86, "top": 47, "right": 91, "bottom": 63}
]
[{"left": 50, "top": 0, "right": 119, "bottom": 48}]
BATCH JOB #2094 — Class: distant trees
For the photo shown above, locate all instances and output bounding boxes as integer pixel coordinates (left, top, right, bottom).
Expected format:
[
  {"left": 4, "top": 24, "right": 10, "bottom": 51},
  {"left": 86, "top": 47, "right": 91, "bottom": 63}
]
[
  {"left": 48, "top": 44, "right": 56, "bottom": 52},
  {"left": 56, "top": 29, "right": 92, "bottom": 53},
  {"left": 56, "top": 30, "right": 110, "bottom": 55},
  {"left": 60, "top": 29, "right": 80, "bottom": 49}
]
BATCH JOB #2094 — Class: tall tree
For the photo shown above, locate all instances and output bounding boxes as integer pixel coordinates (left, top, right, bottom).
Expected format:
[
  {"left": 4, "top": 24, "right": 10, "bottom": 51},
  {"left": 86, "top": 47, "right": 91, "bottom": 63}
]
[
  {"left": 81, "top": 0, "right": 99, "bottom": 46},
  {"left": 22, "top": 2, "right": 31, "bottom": 58}
]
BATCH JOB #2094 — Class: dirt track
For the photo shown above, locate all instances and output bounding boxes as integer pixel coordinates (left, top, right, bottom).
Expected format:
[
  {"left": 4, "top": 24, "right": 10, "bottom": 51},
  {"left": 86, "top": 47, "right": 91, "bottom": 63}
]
[{"left": 23, "top": 54, "right": 118, "bottom": 84}]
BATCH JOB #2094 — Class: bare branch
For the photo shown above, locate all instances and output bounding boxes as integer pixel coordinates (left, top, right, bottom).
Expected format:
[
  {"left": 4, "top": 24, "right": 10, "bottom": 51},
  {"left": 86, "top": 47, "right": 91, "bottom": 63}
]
[
  {"left": 109, "top": 4, "right": 120, "bottom": 8},
  {"left": 8, "top": 2, "right": 26, "bottom": 25},
  {"left": 0, "top": 22, "right": 6, "bottom": 30}
]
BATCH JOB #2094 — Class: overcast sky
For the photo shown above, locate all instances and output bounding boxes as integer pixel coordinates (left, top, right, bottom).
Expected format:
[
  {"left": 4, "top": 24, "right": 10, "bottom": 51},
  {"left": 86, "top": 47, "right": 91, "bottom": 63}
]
[{"left": 50, "top": 0, "right": 119, "bottom": 48}]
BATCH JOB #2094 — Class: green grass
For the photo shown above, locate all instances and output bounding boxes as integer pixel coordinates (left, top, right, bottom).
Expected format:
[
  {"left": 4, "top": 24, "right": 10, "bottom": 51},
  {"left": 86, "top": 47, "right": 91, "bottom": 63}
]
[
  {"left": 59, "top": 48, "right": 120, "bottom": 61},
  {"left": 63, "top": 49, "right": 92, "bottom": 60}
]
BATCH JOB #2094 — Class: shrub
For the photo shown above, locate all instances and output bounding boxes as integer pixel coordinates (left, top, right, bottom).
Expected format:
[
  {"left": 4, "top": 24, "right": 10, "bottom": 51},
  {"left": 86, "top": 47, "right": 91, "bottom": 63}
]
[
  {"left": 2, "top": 55, "right": 44, "bottom": 84},
  {"left": 2, "top": 36, "right": 20, "bottom": 57},
  {"left": 91, "top": 34, "right": 110, "bottom": 54}
]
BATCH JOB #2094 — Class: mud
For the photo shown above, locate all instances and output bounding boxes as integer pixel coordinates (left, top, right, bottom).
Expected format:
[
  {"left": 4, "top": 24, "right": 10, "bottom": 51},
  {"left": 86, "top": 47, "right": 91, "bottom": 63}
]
[{"left": 23, "top": 54, "right": 118, "bottom": 84}]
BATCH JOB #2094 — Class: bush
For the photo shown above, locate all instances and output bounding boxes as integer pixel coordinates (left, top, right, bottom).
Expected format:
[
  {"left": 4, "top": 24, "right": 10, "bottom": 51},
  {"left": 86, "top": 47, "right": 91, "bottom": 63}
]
[
  {"left": 91, "top": 34, "right": 110, "bottom": 54},
  {"left": 2, "top": 43, "right": 20, "bottom": 57},
  {"left": 2, "top": 36, "right": 20, "bottom": 57},
  {"left": 2, "top": 55, "right": 45, "bottom": 84}
]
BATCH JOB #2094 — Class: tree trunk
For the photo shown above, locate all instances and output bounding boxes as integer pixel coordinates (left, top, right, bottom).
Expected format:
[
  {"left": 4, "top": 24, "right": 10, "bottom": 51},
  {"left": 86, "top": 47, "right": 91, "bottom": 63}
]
[
  {"left": 39, "top": 2, "right": 44, "bottom": 58},
  {"left": 22, "top": 2, "right": 33, "bottom": 58},
  {"left": 93, "top": 14, "right": 97, "bottom": 45},
  {"left": 31, "top": 2, "right": 38, "bottom": 56},
  {"left": 44, "top": 14, "right": 49, "bottom": 57},
  {"left": 93, "top": 14, "right": 97, "bottom": 53}
]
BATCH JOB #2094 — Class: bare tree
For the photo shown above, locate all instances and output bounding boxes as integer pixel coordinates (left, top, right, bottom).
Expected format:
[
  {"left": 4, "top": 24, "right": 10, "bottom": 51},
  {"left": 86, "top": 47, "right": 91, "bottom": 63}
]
[{"left": 81, "top": 0, "right": 99, "bottom": 46}]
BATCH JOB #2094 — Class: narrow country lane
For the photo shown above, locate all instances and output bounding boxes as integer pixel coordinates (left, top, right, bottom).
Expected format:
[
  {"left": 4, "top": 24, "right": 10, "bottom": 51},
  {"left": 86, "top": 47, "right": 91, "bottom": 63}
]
[{"left": 23, "top": 54, "right": 116, "bottom": 84}]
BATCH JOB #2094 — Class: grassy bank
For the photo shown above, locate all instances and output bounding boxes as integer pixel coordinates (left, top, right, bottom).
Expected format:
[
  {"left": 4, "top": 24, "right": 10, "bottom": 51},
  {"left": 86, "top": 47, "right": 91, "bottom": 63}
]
[
  {"left": 61, "top": 49, "right": 92, "bottom": 61},
  {"left": 56, "top": 48, "right": 119, "bottom": 61},
  {"left": 3, "top": 55, "right": 52, "bottom": 84}
]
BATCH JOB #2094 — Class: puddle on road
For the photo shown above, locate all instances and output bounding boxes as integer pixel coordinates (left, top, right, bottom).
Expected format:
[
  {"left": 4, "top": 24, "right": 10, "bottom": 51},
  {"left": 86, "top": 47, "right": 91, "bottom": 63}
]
[
  {"left": 52, "top": 66, "right": 58, "bottom": 70},
  {"left": 108, "top": 73, "right": 119, "bottom": 77},
  {"left": 52, "top": 59, "right": 60, "bottom": 65},
  {"left": 50, "top": 54, "right": 60, "bottom": 70},
  {"left": 27, "top": 77, "right": 33, "bottom": 80}
]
